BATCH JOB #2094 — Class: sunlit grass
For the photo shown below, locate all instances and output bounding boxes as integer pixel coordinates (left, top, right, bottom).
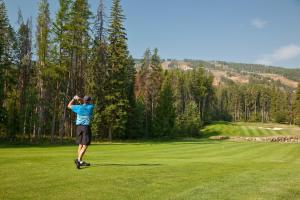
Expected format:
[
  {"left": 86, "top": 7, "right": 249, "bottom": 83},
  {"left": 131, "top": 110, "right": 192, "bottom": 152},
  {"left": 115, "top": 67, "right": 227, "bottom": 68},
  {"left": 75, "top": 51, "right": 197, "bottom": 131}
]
[
  {"left": 1, "top": 138, "right": 300, "bottom": 199},
  {"left": 202, "top": 122, "right": 300, "bottom": 137}
]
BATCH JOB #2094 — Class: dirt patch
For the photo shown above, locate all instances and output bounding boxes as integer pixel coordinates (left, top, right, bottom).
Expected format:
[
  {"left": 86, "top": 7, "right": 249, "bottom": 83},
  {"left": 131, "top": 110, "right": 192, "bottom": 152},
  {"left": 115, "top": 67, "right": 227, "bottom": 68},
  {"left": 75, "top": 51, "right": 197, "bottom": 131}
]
[
  {"left": 209, "top": 135, "right": 300, "bottom": 143},
  {"left": 258, "top": 127, "right": 283, "bottom": 131},
  {"left": 260, "top": 73, "right": 298, "bottom": 88},
  {"left": 209, "top": 70, "right": 250, "bottom": 86},
  {"left": 229, "top": 136, "right": 300, "bottom": 143},
  {"left": 209, "top": 136, "right": 230, "bottom": 140}
]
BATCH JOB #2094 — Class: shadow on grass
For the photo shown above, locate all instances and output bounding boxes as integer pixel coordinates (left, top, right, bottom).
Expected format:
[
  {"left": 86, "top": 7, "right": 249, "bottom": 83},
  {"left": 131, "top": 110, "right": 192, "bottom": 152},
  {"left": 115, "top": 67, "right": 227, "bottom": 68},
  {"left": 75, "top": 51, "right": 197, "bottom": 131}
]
[
  {"left": 207, "top": 121, "right": 232, "bottom": 125},
  {"left": 199, "top": 121, "right": 234, "bottom": 139},
  {"left": 79, "top": 163, "right": 162, "bottom": 169},
  {"left": 200, "top": 131, "right": 221, "bottom": 139},
  {"left": 0, "top": 143, "right": 76, "bottom": 149}
]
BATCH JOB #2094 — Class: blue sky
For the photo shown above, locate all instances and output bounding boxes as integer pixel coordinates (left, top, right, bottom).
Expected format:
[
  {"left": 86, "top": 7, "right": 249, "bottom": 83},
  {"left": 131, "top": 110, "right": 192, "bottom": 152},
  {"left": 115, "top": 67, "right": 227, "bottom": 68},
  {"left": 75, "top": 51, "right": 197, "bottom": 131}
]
[{"left": 4, "top": 0, "right": 300, "bottom": 68}]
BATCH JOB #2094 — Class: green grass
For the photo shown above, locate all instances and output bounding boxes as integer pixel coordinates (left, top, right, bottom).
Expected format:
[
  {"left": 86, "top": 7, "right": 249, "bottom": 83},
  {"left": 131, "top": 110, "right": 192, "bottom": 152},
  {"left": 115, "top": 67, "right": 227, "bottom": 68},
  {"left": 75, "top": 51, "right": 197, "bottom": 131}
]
[
  {"left": 1, "top": 138, "right": 300, "bottom": 199},
  {"left": 202, "top": 122, "right": 300, "bottom": 137}
]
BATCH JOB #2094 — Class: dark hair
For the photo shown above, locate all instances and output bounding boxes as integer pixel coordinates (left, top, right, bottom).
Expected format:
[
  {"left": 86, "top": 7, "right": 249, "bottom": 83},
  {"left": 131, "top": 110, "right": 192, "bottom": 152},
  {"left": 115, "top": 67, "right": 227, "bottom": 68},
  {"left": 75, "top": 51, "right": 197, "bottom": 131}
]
[{"left": 83, "top": 95, "right": 91, "bottom": 103}]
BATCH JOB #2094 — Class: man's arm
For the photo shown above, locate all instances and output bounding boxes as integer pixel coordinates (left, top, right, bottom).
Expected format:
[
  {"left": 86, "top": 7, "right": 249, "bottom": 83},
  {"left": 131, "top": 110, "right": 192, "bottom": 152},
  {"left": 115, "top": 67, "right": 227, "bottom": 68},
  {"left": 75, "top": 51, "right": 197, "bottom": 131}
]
[
  {"left": 67, "top": 95, "right": 83, "bottom": 109},
  {"left": 77, "top": 98, "right": 84, "bottom": 104},
  {"left": 67, "top": 98, "right": 75, "bottom": 109}
]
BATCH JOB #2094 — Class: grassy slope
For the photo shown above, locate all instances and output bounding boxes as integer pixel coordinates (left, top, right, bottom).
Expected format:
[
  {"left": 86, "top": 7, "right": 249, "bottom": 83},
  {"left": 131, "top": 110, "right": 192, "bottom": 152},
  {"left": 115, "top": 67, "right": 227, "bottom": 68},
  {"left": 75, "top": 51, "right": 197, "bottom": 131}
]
[
  {"left": 1, "top": 140, "right": 300, "bottom": 200},
  {"left": 202, "top": 122, "right": 300, "bottom": 137}
]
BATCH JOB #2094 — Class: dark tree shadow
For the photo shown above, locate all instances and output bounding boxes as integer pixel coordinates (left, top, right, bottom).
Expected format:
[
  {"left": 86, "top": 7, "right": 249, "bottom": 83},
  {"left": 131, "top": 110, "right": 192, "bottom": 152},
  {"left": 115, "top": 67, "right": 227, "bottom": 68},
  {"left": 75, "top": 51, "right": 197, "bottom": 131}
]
[{"left": 79, "top": 163, "right": 162, "bottom": 169}]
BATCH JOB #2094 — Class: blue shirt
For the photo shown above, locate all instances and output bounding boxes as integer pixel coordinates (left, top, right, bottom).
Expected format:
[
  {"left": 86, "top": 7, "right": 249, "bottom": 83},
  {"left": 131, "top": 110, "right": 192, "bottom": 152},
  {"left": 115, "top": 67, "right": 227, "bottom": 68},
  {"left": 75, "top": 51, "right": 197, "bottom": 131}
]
[{"left": 71, "top": 104, "right": 95, "bottom": 125}]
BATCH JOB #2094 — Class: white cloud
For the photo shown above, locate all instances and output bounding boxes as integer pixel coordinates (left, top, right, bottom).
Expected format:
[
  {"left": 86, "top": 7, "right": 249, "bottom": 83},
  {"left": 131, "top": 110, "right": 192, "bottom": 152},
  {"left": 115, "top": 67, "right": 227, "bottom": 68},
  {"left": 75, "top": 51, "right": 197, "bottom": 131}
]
[
  {"left": 255, "top": 44, "right": 300, "bottom": 65},
  {"left": 251, "top": 18, "right": 268, "bottom": 29}
]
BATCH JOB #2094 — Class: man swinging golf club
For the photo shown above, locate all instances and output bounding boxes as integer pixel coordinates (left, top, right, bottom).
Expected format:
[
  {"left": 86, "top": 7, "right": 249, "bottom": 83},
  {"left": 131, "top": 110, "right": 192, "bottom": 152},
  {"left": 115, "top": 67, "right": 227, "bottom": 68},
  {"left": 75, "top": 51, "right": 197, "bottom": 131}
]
[{"left": 68, "top": 95, "right": 94, "bottom": 169}]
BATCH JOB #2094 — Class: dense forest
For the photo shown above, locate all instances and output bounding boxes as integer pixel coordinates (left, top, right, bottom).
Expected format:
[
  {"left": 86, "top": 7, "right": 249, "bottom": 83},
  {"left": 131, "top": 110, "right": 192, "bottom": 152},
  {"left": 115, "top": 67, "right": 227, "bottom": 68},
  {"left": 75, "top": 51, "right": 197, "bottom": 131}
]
[{"left": 0, "top": 0, "right": 300, "bottom": 143}]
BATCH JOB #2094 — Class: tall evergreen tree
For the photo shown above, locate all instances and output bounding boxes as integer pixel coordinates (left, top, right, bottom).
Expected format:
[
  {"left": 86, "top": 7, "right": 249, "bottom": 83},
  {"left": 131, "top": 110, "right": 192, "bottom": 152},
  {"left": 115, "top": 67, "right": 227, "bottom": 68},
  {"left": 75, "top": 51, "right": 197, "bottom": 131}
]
[
  {"left": 68, "top": 0, "right": 91, "bottom": 96},
  {"left": 295, "top": 83, "right": 300, "bottom": 126},
  {"left": 103, "top": 0, "right": 130, "bottom": 140},
  {"left": 16, "top": 10, "right": 33, "bottom": 137},
  {"left": 0, "top": 0, "right": 15, "bottom": 132},
  {"left": 52, "top": 0, "right": 72, "bottom": 141},
  {"left": 135, "top": 48, "right": 151, "bottom": 136},
  {"left": 144, "top": 48, "right": 163, "bottom": 135},
  {"left": 65, "top": 0, "right": 91, "bottom": 137},
  {"left": 176, "top": 100, "right": 201, "bottom": 137},
  {"left": 124, "top": 55, "right": 138, "bottom": 138},
  {"left": 189, "top": 67, "right": 207, "bottom": 126},
  {"left": 36, "top": 0, "right": 51, "bottom": 138},
  {"left": 87, "top": 0, "right": 108, "bottom": 138},
  {"left": 153, "top": 73, "right": 176, "bottom": 138}
]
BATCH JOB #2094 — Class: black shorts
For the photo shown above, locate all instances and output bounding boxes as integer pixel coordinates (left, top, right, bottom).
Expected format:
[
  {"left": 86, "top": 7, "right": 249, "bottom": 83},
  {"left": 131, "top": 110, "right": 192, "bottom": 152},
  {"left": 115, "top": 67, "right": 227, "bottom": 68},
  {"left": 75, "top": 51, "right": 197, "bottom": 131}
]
[{"left": 76, "top": 125, "right": 92, "bottom": 145}]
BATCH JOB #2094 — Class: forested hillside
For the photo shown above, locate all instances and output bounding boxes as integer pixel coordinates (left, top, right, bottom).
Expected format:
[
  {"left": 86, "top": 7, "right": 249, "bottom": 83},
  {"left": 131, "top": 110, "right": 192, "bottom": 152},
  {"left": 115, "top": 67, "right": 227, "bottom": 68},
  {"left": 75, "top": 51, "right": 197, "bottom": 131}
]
[
  {"left": 151, "top": 59, "right": 300, "bottom": 89},
  {"left": 0, "top": 0, "right": 300, "bottom": 143}
]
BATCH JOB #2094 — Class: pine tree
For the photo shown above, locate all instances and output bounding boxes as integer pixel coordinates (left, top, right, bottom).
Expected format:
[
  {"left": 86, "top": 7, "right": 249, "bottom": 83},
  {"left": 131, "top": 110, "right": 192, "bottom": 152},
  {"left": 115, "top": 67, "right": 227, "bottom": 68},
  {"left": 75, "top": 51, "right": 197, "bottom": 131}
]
[
  {"left": 63, "top": 0, "right": 91, "bottom": 137},
  {"left": 103, "top": 0, "right": 132, "bottom": 140},
  {"left": 86, "top": 0, "right": 108, "bottom": 138},
  {"left": 0, "top": 0, "right": 8, "bottom": 123},
  {"left": 176, "top": 100, "right": 201, "bottom": 137},
  {"left": 295, "top": 83, "right": 300, "bottom": 125},
  {"left": 270, "top": 87, "right": 287, "bottom": 123},
  {"left": 140, "top": 48, "right": 151, "bottom": 83},
  {"left": 124, "top": 55, "right": 138, "bottom": 138},
  {"left": 189, "top": 67, "right": 206, "bottom": 126},
  {"left": 36, "top": 0, "right": 51, "bottom": 138},
  {"left": 68, "top": 0, "right": 91, "bottom": 96},
  {"left": 153, "top": 73, "right": 176, "bottom": 138},
  {"left": 52, "top": 0, "right": 72, "bottom": 141},
  {"left": 135, "top": 48, "right": 151, "bottom": 136},
  {"left": 16, "top": 10, "right": 33, "bottom": 137},
  {"left": 144, "top": 48, "right": 163, "bottom": 135},
  {"left": 0, "top": 0, "right": 9, "bottom": 64}
]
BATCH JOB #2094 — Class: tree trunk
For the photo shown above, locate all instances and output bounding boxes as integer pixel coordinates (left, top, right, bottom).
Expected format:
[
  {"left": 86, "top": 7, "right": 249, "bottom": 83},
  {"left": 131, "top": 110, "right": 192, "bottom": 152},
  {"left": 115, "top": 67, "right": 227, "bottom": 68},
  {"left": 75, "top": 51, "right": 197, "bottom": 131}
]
[
  {"left": 51, "top": 113, "right": 56, "bottom": 144},
  {"left": 60, "top": 102, "right": 67, "bottom": 144},
  {"left": 108, "top": 124, "right": 112, "bottom": 141}
]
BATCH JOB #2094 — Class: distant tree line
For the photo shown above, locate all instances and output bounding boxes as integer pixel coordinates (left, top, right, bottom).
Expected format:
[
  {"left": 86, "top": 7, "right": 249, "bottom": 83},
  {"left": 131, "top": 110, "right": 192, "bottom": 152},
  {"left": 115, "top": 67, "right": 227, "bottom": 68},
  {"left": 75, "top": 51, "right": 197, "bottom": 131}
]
[
  {"left": 214, "top": 83, "right": 300, "bottom": 125},
  {"left": 0, "top": 0, "right": 300, "bottom": 143}
]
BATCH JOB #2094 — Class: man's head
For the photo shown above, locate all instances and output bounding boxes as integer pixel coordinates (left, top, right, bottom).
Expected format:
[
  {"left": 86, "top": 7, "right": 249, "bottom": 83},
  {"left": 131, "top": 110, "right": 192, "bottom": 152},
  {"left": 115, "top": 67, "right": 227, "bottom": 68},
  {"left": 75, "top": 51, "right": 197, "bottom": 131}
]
[{"left": 83, "top": 95, "right": 92, "bottom": 104}]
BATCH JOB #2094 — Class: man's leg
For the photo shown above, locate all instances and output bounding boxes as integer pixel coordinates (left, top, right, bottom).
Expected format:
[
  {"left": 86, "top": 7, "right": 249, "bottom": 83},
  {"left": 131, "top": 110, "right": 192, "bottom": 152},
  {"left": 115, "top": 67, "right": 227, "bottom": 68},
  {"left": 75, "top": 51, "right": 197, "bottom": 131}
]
[
  {"left": 75, "top": 144, "right": 83, "bottom": 169},
  {"left": 79, "top": 145, "right": 88, "bottom": 161},
  {"left": 77, "top": 144, "right": 83, "bottom": 161}
]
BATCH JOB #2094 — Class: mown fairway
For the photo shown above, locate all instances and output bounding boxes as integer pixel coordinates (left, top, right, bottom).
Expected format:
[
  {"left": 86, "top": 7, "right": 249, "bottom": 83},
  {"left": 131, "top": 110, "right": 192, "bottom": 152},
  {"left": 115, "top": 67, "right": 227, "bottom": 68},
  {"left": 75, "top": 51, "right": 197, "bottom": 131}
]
[
  {"left": 1, "top": 129, "right": 300, "bottom": 200},
  {"left": 202, "top": 122, "right": 300, "bottom": 137}
]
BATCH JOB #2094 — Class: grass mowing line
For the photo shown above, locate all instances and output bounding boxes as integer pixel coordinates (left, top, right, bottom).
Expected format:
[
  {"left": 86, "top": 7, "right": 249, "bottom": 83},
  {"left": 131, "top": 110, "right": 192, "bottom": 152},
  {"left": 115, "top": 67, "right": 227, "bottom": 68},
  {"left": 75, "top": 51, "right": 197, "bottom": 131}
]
[
  {"left": 188, "top": 142, "right": 262, "bottom": 161},
  {"left": 222, "top": 124, "right": 232, "bottom": 136},
  {"left": 267, "top": 128, "right": 278, "bottom": 136},
  {"left": 171, "top": 162, "right": 298, "bottom": 200},
  {"left": 247, "top": 125, "right": 257, "bottom": 137},
  {"left": 203, "top": 122, "right": 300, "bottom": 138},
  {"left": 138, "top": 144, "right": 209, "bottom": 156},
  {"left": 207, "top": 142, "right": 271, "bottom": 162},
  {"left": 146, "top": 143, "right": 227, "bottom": 160},
  {"left": 220, "top": 142, "right": 277, "bottom": 162},
  {"left": 285, "top": 144, "right": 300, "bottom": 164},
  {"left": 265, "top": 143, "right": 300, "bottom": 163},
  {"left": 252, "top": 126, "right": 263, "bottom": 137},
  {"left": 240, "top": 125, "right": 249, "bottom": 137}
]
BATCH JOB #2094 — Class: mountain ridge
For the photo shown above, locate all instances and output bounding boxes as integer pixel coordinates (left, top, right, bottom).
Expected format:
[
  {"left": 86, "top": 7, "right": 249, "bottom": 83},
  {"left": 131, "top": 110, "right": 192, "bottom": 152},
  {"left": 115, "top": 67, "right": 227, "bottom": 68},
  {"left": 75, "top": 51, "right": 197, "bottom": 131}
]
[{"left": 135, "top": 59, "right": 300, "bottom": 90}]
